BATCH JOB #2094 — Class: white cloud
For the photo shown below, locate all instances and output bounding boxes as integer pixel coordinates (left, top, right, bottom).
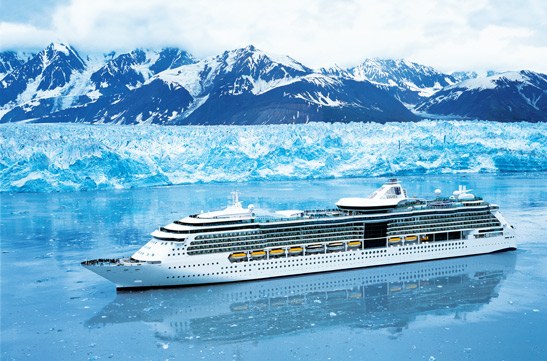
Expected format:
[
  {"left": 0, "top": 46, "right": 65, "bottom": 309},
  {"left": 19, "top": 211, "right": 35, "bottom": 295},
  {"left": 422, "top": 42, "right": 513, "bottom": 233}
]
[
  {"left": 0, "top": 22, "right": 55, "bottom": 50},
  {"left": 0, "top": 0, "right": 546, "bottom": 73}
]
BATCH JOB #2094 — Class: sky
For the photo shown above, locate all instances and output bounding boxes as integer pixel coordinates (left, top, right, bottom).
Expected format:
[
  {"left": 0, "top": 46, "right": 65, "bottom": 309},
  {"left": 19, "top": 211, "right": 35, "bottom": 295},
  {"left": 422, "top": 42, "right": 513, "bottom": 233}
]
[{"left": 1, "top": 0, "right": 546, "bottom": 74}]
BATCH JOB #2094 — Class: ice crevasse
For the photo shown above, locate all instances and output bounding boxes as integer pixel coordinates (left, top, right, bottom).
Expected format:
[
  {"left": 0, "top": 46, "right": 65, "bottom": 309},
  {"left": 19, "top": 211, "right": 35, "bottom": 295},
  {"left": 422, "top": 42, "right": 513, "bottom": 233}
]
[{"left": 0, "top": 120, "right": 546, "bottom": 192}]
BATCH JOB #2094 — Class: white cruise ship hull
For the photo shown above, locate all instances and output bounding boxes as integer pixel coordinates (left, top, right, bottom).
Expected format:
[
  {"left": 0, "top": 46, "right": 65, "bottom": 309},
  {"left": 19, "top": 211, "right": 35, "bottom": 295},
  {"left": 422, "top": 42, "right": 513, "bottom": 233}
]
[{"left": 83, "top": 231, "right": 516, "bottom": 289}]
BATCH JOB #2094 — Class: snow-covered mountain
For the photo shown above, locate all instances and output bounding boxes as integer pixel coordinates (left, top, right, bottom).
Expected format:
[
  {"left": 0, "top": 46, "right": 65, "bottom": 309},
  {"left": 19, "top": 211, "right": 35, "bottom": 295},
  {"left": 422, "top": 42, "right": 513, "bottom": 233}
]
[
  {"left": 0, "top": 45, "right": 196, "bottom": 123},
  {"left": 0, "top": 43, "right": 417, "bottom": 124},
  {"left": 157, "top": 46, "right": 416, "bottom": 125},
  {"left": 0, "top": 43, "right": 85, "bottom": 107},
  {"left": 88, "top": 48, "right": 195, "bottom": 98},
  {"left": 318, "top": 65, "right": 352, "bottom": 78},
  {"left": 451, "top": 71, "right": 479, "bottom": 83},
  {"left": 450, "top": 70, "right": 501, "bottom": 83},
  {"left": 349, "top": 59, "right": 456, "bottom": 105},
  {"left": 1, "top": 42, "right": 546, "bottom": 124},
  {"left": 0, "top": 51, "right": 35, "bottom": 80},
  {"left": 415, "top": 70, "right": 547, "bottom": 122}
]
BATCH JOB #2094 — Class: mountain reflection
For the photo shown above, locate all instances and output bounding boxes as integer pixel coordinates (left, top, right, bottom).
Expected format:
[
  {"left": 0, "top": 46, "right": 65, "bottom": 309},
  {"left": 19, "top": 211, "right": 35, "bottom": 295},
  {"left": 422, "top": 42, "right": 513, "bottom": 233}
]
[{"left": 87, "top": 253, "right": 516, "bottom": 343}]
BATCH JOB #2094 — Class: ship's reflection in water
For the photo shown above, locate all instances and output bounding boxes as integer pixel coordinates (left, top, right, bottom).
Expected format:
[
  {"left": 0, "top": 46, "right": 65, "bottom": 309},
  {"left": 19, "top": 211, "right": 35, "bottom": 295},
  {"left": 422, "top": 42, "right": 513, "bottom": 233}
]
[{"left": 87, "top": 253, "right": 516, "bottom": 344}]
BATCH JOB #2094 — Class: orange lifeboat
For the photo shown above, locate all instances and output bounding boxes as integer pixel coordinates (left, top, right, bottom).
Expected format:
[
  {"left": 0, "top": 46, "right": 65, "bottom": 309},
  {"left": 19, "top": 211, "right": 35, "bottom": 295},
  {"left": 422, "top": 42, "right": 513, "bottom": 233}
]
[
  {"left": 347, "top": 241, "right": 362, "bottom": 249},
  {"left": 269, "top": 249, "right": 285, "bottom": 258},
  {"left": 229, "top": 252, "right": 247, "bottom": 262},
  {"left": 250, "top": 250, "right": 266, "bottom": 259}
]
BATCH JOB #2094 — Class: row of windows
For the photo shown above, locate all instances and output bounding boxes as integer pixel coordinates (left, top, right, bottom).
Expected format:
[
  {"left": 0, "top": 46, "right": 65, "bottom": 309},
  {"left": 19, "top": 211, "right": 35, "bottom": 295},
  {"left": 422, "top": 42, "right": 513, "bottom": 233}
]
[
  {"left": 392, "top": 219, "right": 500, "bottom": 232},
  {"left": 193, "top": 225, "right": 363, "bottom": 245},
  {"left": 188, "top": 231, "right": 363, "bottom": 253},
  {"left": 389, "top": 216, "right": 498, "bottom": 230},
  {"left": 390, "top": 215, "right": 494, "bottom": 230},
  {"left": 474, "top": 231, "right": 503, "bottom": 239},
  {"left": 261, "top": 223, "right": 364, "bottom": 235},
  {"left": 387, "top": 221, "right": 501, "bottom": 236},
  {"left": 187, "top": 228, "right": 472, "bottom": 256},
  {"left": 389, "top": 211, "right": 491, "bottom": 228},
  {"left": 187, "top": 236, "right": 363, "bottom": 255},
  {"left": 168, "top": 262, "right": 219, "bottom": 269},
  {"left": 196, "top": 230, "right": 260, "bottom": 240}
]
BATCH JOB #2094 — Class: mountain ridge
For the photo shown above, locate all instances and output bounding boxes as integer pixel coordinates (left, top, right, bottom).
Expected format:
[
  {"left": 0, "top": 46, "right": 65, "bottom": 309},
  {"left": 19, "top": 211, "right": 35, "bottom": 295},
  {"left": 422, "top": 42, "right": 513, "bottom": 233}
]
[
  {"left": 415, "top": 70, "right": 547, "bottom": 122},
  {"left": 1, "top": 42, "right": 546, "bottom": 124}
]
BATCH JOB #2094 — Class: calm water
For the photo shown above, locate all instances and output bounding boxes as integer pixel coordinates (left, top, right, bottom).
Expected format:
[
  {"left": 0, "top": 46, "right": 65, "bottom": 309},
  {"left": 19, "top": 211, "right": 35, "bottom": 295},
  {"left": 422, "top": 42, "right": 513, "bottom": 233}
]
[{"left": 1, "top": 174, "right": 547, "bottom": 361}]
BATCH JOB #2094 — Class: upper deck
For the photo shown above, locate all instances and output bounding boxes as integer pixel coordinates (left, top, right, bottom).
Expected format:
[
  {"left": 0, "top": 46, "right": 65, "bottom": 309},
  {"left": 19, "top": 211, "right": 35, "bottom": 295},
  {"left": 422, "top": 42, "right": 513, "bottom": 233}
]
[{"left": 152, "top": 190, "right": 490, "bottom": 240}]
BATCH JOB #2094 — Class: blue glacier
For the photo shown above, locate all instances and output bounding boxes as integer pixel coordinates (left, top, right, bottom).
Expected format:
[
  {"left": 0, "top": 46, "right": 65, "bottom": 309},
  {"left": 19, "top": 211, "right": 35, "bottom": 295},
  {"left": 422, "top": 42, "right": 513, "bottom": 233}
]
[{"left": 1, "top": 120, "right": 546, "bottom": 192}]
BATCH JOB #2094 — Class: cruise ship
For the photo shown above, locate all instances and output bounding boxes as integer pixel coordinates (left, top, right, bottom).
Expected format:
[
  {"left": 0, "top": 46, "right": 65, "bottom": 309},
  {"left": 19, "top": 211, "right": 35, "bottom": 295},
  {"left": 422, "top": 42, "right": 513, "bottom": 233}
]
[{"left": 82, "top": 179, "right": 516, "bottom": 289}]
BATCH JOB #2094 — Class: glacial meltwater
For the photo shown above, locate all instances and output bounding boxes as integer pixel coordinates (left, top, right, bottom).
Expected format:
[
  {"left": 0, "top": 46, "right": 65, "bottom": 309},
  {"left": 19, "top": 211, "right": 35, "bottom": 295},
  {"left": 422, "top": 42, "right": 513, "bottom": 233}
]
[{"left": 1, "top": 174, "right": 546, "bottom": 360}]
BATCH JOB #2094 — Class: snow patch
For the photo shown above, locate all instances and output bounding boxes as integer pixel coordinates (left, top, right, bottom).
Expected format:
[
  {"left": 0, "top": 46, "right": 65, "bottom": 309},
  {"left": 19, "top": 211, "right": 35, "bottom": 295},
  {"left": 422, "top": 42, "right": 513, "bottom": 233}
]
[
  {"left": 52, "top": 43, "right": 70, "bottom": 56},
  {"left": 87, "top": 90, "right": 101, "bottom": 101},
  {"left": 447, "top": 71, "right": 528, "bottom": 91}
]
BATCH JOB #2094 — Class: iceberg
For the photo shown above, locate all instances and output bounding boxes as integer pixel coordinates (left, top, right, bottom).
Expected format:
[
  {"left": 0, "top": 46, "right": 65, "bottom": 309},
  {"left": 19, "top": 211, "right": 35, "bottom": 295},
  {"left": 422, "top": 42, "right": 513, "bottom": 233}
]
[{"left": 1, "top": 121, "right": 546, "bottom": 193}]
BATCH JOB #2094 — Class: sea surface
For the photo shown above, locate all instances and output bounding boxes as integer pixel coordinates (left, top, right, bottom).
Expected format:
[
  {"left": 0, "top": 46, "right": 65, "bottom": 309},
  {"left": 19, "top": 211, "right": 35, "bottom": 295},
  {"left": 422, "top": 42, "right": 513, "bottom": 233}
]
[{"left": 1, "top": 173, "right": 546, "bottom": 361}]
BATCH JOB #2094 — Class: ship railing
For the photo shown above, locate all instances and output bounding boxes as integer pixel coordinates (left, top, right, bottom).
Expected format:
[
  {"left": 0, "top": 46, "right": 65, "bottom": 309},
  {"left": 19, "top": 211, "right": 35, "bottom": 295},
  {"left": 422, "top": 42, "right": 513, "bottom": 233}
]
[
  {"left": 253, "top": 208, "right": 344, "bottom": 223},
  {"left": 304, "top": 208, "right": 344, "bottom": 217},
  {"left": 81, "top": 258, "right": 121, "bottom": 266},
  {"left": 391, "top": 197, "right": 485, "bottom": 213}
]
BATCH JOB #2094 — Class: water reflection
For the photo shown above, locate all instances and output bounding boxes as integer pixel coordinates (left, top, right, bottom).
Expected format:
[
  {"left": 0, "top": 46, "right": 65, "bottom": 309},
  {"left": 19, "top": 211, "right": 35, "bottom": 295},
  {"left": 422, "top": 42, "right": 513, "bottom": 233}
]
[{"left": 87, "top": 253, "right": 516, "bottom": 343}]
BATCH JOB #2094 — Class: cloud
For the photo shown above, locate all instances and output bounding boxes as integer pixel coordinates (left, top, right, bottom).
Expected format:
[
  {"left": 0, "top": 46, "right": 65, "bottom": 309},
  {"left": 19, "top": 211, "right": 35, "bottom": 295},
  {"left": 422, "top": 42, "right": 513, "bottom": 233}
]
[
  {"left": 1, "top": 0, "right": 546, "bottom": 73},
  {"left": 0, "top": 22, "right": 55, "bottom": 50}
]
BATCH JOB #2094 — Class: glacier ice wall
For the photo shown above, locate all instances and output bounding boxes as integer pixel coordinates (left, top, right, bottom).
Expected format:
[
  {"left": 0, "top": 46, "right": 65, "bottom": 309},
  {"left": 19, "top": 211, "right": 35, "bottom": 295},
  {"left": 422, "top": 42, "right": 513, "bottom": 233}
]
[{"left": 1, "top": 121, "right": 546, "bottom": 192}]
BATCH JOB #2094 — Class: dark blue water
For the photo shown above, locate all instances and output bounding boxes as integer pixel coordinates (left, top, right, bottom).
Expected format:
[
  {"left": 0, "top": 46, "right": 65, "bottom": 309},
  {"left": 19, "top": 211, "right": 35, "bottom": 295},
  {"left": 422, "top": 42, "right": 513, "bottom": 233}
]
[{"left": 1, "top": 174, "right": 546, "bottom": 360}]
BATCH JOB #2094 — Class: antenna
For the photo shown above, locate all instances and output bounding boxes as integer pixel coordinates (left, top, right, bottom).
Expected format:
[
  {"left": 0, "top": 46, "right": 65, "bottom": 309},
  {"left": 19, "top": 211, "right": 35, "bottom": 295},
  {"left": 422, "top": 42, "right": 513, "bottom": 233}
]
[{"left": 231, "top": 190, "right": 240, "bottom": 207}]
